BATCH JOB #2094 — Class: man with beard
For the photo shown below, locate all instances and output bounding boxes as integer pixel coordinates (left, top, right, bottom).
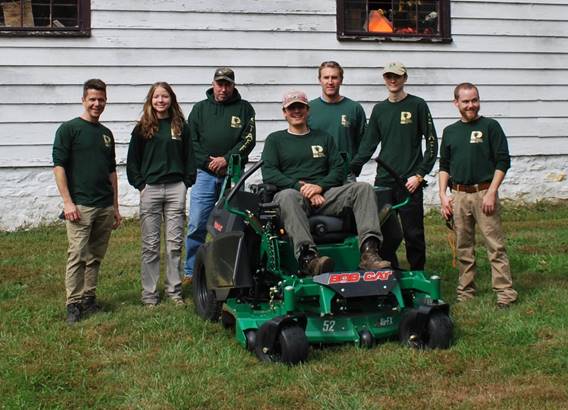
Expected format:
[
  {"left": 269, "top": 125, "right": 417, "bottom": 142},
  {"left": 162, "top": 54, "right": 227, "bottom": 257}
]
[{"left": 439, "top": 82, "right": 518, "bottom": 308}]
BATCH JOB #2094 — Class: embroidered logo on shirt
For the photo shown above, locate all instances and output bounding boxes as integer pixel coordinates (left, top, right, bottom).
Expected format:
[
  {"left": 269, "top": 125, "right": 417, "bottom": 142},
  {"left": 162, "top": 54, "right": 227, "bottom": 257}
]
[
  {"left": 400, "top": 112, "right": 412, "bottom": 125},
  {"left": 470, "top": 131, "right": 484, "bottom": 144},
  {"left": 311, "top": 145, "right": 325, "bottom": 158},
  {"left": 341, "top": 115, "right": 350, "bottom": 127},
  {"left": 102, "top": 134, "right": 112, "bottom": 147},
  {"left": 231, "top": 116, "right": 242, "bottom": 128}
]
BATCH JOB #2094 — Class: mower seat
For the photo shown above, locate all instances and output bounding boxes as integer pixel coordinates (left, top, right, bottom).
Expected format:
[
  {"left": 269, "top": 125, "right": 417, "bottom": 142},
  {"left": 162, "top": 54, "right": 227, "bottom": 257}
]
[
  {"left": 309, "top": 214, "right": 354, "bottom": 244},
  {"left": 252, "top": 183, "right": 395, "bottom": 245}
]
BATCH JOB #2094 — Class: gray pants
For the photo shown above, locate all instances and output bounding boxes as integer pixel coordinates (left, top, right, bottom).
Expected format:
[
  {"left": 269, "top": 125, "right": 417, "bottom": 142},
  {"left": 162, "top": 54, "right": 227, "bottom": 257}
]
[
  {"left": 274, "top": 182, "right": 383, "bottom": 259},
  {"left": 140, "top": 181, "right": 186, "bottom": 304}
]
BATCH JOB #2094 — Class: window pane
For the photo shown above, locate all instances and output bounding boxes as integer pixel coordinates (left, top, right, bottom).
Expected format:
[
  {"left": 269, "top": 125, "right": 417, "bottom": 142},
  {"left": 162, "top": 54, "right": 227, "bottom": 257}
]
[
  {"left": 1, "top": 0, "right": 34, "bottom": 27},
  {"left": 0, "top": 0, "right": 80, "bottom": 29},
  {"left": 342, "top": 0, "right": 441, "bottom": 36}
]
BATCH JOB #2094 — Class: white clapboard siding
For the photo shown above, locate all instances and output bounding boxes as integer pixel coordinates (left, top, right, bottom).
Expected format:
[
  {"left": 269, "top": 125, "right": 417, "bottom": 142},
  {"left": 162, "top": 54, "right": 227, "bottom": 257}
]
[
  {"left": 92, "top": 0, "right": 337, "bottom": 14},
  {"left": 3, "top": 28, "right": 568, "bottom": 49},
  {"left": 2, "top": 34, "right": 568, "bottom": 54},
  {"left": 4, "top": 84, "right": 568, "bottom": 104},
  {"left": 92, "top": 0, "right": 568, "bottom": 13},
  {"left": 0, "top": 100, "right": 565, "bottom": 127},
  {"left": 3, "top": 66, "right": 568, "bottom": 87},
  {"left": 0, "top": 0, "right": 567, "bottom": 169}
]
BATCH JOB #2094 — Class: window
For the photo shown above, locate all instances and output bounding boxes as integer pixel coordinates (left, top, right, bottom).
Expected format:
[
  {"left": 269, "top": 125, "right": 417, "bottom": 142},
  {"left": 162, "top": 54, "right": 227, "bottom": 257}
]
[
  {"left": 0, "top": 0, "right": 90, "bottom": 36},
  {"left": 337, "top": 0, "right": 451, "bottom": 42}
]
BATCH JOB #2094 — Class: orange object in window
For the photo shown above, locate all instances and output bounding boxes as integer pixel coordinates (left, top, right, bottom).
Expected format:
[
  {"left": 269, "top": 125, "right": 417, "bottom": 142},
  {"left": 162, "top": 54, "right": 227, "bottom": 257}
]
[{"left": 368, "top": 10, "right": 393, "bottom": 33}]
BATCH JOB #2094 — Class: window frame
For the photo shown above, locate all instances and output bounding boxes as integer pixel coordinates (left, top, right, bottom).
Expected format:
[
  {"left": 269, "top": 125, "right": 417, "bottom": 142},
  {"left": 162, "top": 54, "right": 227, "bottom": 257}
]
[
  {"left": 0, "top": 0, "right": 91, "bottom": 37},
  {"left": 336, "top": 0, "right": 451, "bottom": 43}
]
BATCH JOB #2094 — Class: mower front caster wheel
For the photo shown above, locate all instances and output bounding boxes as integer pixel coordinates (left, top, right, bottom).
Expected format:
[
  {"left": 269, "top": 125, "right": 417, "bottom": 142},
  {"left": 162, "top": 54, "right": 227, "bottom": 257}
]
[
  {"left": 399, "top": 310, "right": 453, "bottom": 349},
  {"left": 255, "top": 326, "right": 309, "bottom": 365},
  {"left": 245, "top": 330, "right": 256, "bottom": 352},
  {"left": 359, "top": 329, "right": 374, "bottom": 348}
]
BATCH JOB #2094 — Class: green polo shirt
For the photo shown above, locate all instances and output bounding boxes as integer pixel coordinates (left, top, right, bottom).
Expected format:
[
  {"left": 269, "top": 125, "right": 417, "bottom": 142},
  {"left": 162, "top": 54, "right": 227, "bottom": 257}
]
[
  {"left": 261, "top": 129, "right": 344, "bottom": 191},
  {"left": 52, "top": 117, "right": 116, "bottom": 208},
  {"left": 439, "top": 116, "right": 511, "bottom": 184},
  {"left": 308, "top": 96, "right": 367, "bottom": 159},
  {"left": 351, "top": 94, "right": 438, "bottom": 185}
]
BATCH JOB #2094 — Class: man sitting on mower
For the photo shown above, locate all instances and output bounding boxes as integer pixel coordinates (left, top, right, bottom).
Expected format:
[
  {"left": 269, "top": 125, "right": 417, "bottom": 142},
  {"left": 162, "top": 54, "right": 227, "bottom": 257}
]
[{"left": 261, "top": 90, "right": 391, "bottom": 276}]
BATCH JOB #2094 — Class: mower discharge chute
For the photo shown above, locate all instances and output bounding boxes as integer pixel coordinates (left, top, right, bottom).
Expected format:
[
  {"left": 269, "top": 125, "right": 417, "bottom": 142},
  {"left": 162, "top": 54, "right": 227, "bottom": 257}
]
[{"left": 192, "top": 155, "right": 453, "bottom": 364}]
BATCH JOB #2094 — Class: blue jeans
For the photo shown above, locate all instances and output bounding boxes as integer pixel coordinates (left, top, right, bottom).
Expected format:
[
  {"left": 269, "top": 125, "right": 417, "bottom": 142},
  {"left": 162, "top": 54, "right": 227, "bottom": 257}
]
[{"left": 184, "top": 170, "right": 223, "bottom": 277}]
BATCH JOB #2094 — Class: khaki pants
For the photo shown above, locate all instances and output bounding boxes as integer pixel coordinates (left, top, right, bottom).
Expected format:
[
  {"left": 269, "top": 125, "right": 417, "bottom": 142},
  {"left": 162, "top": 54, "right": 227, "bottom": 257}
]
[
  {"left": 453, "top": 190, "right": 517, "bottom": 304},
  {"left": 274, "top": 182, "right": 383, "bottom": 259},
  {"left": 140, "top": 181, "right": 186, "bottom": 304},
  {"left": 65, "top": 205, "right": 114, "bottom": 305}
]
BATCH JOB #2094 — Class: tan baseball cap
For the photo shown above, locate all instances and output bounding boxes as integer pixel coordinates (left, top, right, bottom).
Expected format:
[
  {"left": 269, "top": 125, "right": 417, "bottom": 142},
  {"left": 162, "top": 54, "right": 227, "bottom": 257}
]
[
  {"left": 383, "top": 62, "right": 407, "bottom": 76},
  {"left": 282, "top": 90, "right": 309, "bottom": 108},
  {"left": 213, "top": 67, "right": 235, "bottom": 83}
]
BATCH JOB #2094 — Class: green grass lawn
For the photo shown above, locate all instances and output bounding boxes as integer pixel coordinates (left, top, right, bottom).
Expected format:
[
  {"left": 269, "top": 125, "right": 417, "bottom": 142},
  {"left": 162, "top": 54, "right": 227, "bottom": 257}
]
[{"left": 1, "top": 203, "right": 567, "bottom": 409}]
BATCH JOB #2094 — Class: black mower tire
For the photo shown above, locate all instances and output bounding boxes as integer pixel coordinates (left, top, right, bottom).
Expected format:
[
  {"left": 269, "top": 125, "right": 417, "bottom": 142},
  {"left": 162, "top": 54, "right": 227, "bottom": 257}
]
[
  {"left": 245, "top": 329, "right": 257, "bottom": 352},
  {"left": 221, "top": 310, "right": 236, "bottom": 329},
  {"left": 399, "top": 310, "right": 424, "bottom": 349},
  {"left": 426, "top": 312, "right": 453, "bottom": 349},
  {"left": 359, "top": 329, "right": 374, "bottom": 348},
  {"left": 192, "top": 254, "right": 222, "bottom": 321},
  {"left": 399, "top": 310, "right": 453, "bottom": 350},
  {"left": 255, "top": 326, "right": 309, "bottom": 365}
]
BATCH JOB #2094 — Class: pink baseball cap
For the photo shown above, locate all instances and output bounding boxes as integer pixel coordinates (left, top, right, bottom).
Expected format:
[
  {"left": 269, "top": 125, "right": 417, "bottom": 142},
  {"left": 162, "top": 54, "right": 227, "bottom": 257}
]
[{"left": 282, "top": 90, "right": 309, "bottom": 108}]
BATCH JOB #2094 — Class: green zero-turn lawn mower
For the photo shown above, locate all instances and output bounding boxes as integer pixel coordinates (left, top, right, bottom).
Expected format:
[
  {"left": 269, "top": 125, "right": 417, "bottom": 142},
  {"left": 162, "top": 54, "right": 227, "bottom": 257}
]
[{"left": 192, "top": 155, "right": 453, "bottom": 364}]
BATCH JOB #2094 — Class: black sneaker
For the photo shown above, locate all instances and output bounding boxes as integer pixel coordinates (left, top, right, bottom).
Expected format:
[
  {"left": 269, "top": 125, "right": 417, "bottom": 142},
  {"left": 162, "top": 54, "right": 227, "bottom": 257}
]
[
  {"left": 81, "top": 296, "right": 102, "bottom": 316},
  {"left": 66, "top": 303, "right": 82, "bottom": 325}
]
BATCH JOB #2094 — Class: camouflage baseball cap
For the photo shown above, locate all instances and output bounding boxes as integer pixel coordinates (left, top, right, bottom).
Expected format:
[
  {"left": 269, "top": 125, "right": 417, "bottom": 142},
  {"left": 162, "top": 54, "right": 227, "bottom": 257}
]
[
  {"left": 213, "top": 67, "right": 235, "bottom": 83},
  {"left": 383, "top": 62, "right": 407, "bottom": 76},
  {"left": 282, "top": 90, "right": 309, "bottom": 108}
]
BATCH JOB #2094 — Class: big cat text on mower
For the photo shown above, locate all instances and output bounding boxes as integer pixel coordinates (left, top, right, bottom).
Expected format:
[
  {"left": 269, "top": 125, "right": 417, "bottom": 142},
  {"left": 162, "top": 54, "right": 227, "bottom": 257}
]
[{"left": 328, "top": 270, "right": 393, "bottom": 284}]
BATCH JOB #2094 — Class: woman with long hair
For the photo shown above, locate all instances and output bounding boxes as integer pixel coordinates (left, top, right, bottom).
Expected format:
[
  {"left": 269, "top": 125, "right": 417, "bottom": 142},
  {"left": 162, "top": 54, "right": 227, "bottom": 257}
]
[{"left": 127, "top": 82, "right": 196, "bottom": 307}]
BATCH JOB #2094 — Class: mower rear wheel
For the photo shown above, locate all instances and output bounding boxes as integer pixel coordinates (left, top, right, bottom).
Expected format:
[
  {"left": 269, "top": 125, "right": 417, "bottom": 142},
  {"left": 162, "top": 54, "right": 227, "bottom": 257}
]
[
  {"left": 255, "top": 326, "right": 309, "bottom": 365},
  {"left": 192, "top": 254, "right": 222, "bottom": 321}
]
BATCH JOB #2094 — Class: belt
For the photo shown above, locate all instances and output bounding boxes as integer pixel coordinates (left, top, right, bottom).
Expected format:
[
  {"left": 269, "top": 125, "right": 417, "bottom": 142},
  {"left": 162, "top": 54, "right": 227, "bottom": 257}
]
[{"left": 452, "top": 182, "right": 491, "bottom": 193}]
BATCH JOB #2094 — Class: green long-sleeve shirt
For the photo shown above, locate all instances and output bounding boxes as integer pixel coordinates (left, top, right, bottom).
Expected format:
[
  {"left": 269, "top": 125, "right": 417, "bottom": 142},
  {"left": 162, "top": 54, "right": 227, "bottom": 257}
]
[
  {"left": 307, "top": 96, "right": 367, "bottom": 159},
  {"left": 126, "top": 118, "right": 196, "bottom": 190},
  {"left": 350, "top": 94, "right": 438, "bottom": 185},
  {"left": 439, "top": 116, "right": 511, "bottom": 184},
  {"left": 190, "top": 88, "right": 256, "bottom": 172},
  {"left": 261, "top": 129, "right": 344, "bottom": 191},
  {"left": 52, "top": 117, "right": 116, "bottom": 208}
]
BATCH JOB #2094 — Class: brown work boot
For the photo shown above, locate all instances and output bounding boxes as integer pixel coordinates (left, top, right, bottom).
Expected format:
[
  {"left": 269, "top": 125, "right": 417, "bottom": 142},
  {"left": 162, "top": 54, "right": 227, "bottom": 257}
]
[
  {"left": 359, "top": 237, "right": 391, "bottom": 270},
  {"left": 300, "top": 250, "right": 335, "bottom": 276}
]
